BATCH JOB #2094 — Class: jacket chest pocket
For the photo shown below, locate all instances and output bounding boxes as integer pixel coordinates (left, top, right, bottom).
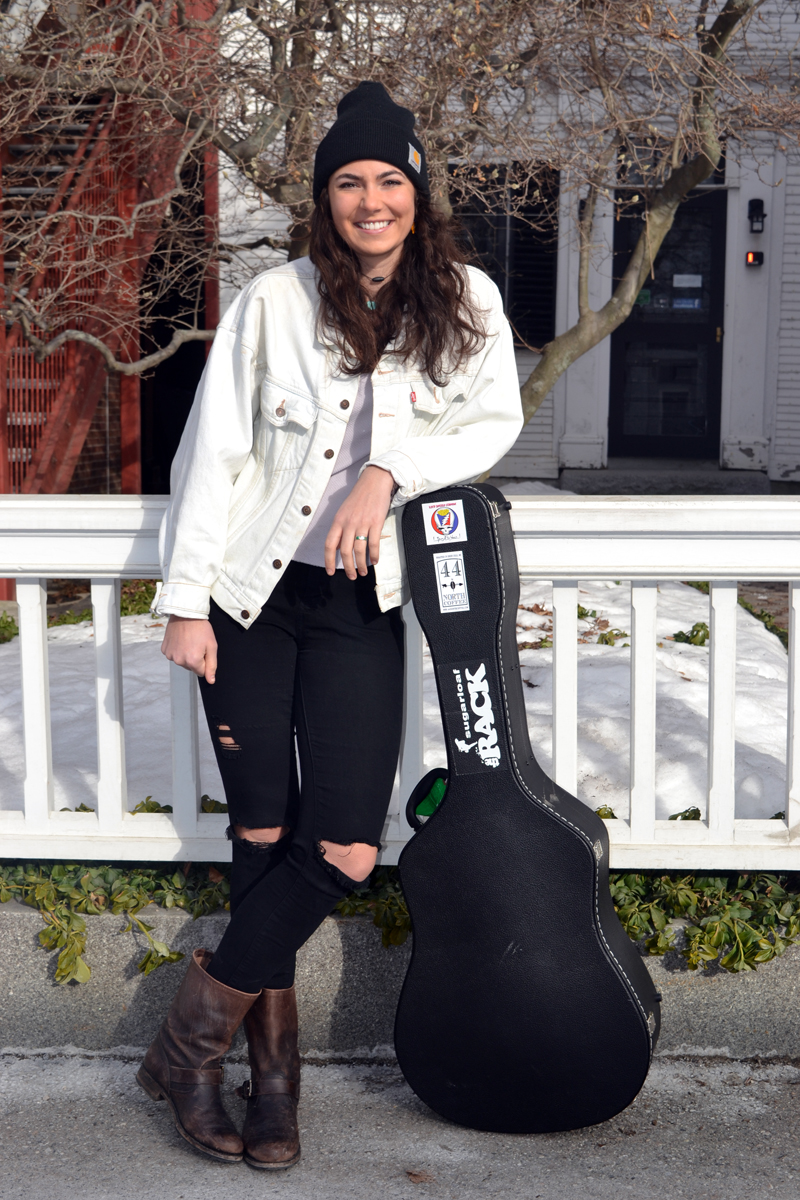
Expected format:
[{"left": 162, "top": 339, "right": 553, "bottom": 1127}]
[
  {"left": 259, "top": 383, "right": 319, "bottom": 473},
  {"left": 407, "top": 378, "right": 468, "bottom": 417}
]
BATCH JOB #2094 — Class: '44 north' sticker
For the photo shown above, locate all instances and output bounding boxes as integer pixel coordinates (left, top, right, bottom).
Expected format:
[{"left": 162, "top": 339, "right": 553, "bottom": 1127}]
[
  {"left": 423, "top": 498, "right": 468, "bottom": 545},
  {"left": 434, "top": 550, "right": 470, "bottom": 613}
]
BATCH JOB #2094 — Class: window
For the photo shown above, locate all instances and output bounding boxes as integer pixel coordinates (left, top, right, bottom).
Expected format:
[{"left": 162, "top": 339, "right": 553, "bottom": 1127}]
[{"left": 450, "top": 166, "right": 558, "bottom": 349}]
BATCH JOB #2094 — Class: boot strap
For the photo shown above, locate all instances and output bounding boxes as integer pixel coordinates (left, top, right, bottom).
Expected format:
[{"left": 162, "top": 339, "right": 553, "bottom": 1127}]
[
  {"left": 237, "top": 1076, "right": 298, "bottom": 1099},
  {"left": 169, "top": 1065, "right": 223, "bottom": 1086}
]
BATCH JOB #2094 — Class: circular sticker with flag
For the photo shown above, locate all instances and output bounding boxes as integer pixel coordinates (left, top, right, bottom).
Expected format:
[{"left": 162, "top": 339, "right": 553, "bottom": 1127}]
[{"left": 423, "top": 499, "right": 468, "bottom": 544}]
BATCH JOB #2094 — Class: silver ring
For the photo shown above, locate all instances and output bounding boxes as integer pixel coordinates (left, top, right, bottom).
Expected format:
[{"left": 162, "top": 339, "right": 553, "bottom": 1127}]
[{"left": 354, "top": 535, "right": 368, "bottom": 541}]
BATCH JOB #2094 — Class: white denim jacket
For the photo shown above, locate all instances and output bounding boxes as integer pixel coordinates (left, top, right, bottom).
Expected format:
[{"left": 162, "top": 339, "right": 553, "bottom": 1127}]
[{"left": 156, "top": 257, "right": 523, "bottom": 628}]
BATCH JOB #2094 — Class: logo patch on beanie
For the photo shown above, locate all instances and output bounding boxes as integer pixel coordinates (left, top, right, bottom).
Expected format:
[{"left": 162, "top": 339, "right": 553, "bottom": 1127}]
[{"left": 408, "top": 144, "right": 422, "bottom": 173}]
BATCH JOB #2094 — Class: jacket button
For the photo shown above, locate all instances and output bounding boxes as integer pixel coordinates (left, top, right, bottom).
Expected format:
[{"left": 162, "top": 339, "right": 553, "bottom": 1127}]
[
  {"left": 241, "top": 610, "right": 250, "bottom": 620},
  {"left": 340, "top": 399, "right": 350, "bottom": 409},
  {"left": 275, "top": 405, "right": 285, "bottom": 417},
  {"left": 273, "top": 559, "right": 282, "bottom": 569},
  {"left": 324, "top": 448, "right": 334, "bottom": 459},
  {"left": 302, "top": 505, "right": 312, "bottom": 516}
]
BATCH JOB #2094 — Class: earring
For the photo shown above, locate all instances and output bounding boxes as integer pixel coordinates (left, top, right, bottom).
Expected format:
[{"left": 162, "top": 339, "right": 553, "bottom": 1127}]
[{"left": 411, "top": 222, "right": 416, "bottom": 235}]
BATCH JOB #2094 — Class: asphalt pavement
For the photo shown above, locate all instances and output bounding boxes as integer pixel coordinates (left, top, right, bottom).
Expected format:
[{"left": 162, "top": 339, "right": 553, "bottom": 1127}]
[{"left": 1, "top": 1050, "right": 799, "bottom": 1199}]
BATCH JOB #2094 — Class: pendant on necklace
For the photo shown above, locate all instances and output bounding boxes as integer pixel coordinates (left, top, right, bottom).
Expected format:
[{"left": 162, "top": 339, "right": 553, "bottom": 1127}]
[{"left": 370, "top": 276, "right": 385, "bottom": 283}]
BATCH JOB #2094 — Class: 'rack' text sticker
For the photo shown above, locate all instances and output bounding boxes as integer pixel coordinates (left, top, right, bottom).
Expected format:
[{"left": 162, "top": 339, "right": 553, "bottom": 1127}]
[
  {"left": 434, "top": 550, "right": 470, "bottom": 613},
  {"left": 423, "top": 499, "right": 467, "bottom": 545}
]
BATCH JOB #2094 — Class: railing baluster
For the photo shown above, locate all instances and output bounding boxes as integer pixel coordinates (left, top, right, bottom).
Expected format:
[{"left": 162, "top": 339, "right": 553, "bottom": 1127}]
[
  {"left": 92, "top": 578, "right": 126, "bottom": 832},
  {"left": 708, "top": 580, "right": 737, "bottom": 843},
  {"left": 629, "top": 582, "right": 658, "bottom": 842},
  {"left": 170, "top": 662, "right": 201, "bottom": 836},
  {"left": 552, "top": 579, "right": 578, "bottom": 794},
  {"left": 17, "top": 578, "right": 53, "bottom": 831},
  {"left": 787, "top": 582, "right": 800, "bottom": 838},
  {"left": 397, "top": 601, "right": 425, "bottom": 837}
]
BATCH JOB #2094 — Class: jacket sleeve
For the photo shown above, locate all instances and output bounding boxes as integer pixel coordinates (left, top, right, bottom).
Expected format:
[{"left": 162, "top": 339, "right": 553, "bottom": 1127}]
[
  {"left": 155, "top": 293, "right": 258, "bottom": 618},
  {"left": 365, "top": 276, "right": 524, "bottom": 502}
]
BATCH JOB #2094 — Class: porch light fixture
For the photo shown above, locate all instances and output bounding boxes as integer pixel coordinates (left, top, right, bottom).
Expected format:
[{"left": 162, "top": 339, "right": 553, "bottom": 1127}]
[
  {"left": 746, "top": 251, "right": 764, "bottom": 266},
  {"left": 748, "top": 198, "right": 766, "bottom": 233}
]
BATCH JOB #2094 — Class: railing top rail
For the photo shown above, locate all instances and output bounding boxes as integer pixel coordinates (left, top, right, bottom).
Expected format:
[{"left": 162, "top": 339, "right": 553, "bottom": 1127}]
[
  {"left": 0, "top": 494, "right": 799, "bottom": 580},
  {"left": 510, "top": 495, "right": 800, "bottom": 535},
  {"left": 0, "top": 495, "right": 167, "bottom": 537}
]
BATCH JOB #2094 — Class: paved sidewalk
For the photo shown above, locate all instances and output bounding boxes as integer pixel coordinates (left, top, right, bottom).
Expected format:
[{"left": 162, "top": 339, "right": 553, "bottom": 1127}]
[{"left": 2, "top": 1051, "right": 800, "bottom": 1199}]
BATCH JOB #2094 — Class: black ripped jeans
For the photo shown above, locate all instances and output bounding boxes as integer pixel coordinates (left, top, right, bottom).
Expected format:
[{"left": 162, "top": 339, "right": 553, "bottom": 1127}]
[{"left": 198, "top": 562, "right": 405, "bottom": 993}]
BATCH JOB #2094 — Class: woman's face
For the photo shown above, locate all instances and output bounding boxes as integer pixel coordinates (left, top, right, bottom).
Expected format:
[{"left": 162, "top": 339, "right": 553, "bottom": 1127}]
[{"left": 328, "top": 160, "right": 416, "bottom": 265}]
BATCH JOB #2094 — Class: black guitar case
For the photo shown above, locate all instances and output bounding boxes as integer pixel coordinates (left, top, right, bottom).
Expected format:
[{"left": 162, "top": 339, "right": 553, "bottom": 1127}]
[{"left": 395, "top": 484, "right": 661, "bottom": 1134}]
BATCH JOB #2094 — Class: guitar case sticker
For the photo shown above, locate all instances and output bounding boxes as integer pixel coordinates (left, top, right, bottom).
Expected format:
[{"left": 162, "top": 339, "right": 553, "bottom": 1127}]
[
  {"left": 423, "top": 499, "right": 468, "bottom": 545},
  {"left": 445, "top": 660, "right": 505, "bottom": 772},
  {"left": 433, "top": 550, "right": 470, "bottom": 613}
]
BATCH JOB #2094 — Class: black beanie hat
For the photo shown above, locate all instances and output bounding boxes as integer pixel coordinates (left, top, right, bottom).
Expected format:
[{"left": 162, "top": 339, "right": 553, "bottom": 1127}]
[{"left": 313, "top": 81, "right": 429, "bottom": 204}]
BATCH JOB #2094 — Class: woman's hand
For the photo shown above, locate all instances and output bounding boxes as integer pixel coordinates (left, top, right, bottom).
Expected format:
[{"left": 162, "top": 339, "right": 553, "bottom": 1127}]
[
  {"left": 161, "top": 615, "right": 218, "bottom": 684},
  {"left": 325, "top": 465, "right": 395, "bottom": 579}
]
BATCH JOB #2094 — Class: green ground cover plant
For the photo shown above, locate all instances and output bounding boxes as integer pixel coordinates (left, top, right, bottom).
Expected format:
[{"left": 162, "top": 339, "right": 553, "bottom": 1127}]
[
  {"left": 3, "top": 858, "right": 800, "bottom": 983},
  {"left": 0, "top": 860, "right": 230, "bottom": 984},
  {"left": 684, "top": 582, "right": 788, "bottom": 649},
  {"left": 672, "top": 621, "right": 710, "bottom": 646},
  {"left": 0, "top": 611, "right": 18, "bottom": 643}
]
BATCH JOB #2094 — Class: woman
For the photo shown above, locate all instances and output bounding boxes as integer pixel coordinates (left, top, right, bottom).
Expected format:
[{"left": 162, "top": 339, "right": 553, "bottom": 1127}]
[{"left": 138, "top": 81, "right": 523, "bottom": 1170}]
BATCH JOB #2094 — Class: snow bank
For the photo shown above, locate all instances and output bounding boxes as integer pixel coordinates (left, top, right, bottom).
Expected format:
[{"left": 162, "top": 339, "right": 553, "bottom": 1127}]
[
  {"left": 423, "top": 579, "right": 788, "bottom": 822},
  {"left": 0, "top": 583, "right": 789, "bottom": 821}
]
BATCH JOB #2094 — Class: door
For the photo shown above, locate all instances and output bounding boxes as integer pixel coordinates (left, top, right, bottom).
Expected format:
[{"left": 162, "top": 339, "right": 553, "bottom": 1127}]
[{"left": 608, "top": 189, "right": 727, "bottom": 459}]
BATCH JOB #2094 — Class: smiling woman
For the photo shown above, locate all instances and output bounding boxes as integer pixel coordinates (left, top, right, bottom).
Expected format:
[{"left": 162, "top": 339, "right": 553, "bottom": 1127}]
[
  {"left": 329, "top": 163, "right": 417, "bottom": 266},
  {"left": 142, "top": 78, "right": 522, "bottom": 1175}
]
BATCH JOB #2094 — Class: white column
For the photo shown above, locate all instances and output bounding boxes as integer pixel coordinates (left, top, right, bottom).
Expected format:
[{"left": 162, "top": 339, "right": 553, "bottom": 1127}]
[
  {"left": 786, "top": 580, "right": 800, "bottom": 835},
  {"left": 552, "top": 580, "right": 578, "bottom": 794},
  {"left": 629, "top": 582, "right": 658, "bottom": 842},
  {"left": 555, "top": 182, "right": 613, "bottom": 469},
  {"left": 786, "top": 582, "right": 800, "bottom": 838},
  {"left": 170, "top": 661, "right": 200, "bottom": 837},
  {"left": 17, "top": 578, "right": 53, "bottom": 831},
  {"left": 397, "top": 601, "right": 425, "bottom": 839},
  {"left": 708, "top": 580, "right": 738, "bottom": 843}
]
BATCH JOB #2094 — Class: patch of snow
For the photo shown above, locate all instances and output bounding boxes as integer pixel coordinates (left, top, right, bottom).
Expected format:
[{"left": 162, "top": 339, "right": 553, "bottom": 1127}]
[
  {"left": 423, "top": 580, "right": 788, "bottom": 822},
  {"left": 0, "top": 614, "right": 224, "bottom": 812},
  {"left": 0, "top": 583, "right": 788, "bottom": 821}
]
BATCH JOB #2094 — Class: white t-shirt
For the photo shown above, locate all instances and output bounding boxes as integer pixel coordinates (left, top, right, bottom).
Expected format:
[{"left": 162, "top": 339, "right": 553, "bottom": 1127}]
[{"left": 293, "top": 374, "right": 373, "bottom": 569}]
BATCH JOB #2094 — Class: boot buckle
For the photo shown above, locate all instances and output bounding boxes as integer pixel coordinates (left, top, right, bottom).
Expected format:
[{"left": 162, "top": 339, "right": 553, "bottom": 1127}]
[{"left": 238, "top": 1078, "right": 253, "bottom": 1099}]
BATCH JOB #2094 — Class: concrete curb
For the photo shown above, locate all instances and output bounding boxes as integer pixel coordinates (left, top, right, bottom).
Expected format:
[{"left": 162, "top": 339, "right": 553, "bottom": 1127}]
[{"left": 1, "top": 903, "right": 799, "bottom": 1060}]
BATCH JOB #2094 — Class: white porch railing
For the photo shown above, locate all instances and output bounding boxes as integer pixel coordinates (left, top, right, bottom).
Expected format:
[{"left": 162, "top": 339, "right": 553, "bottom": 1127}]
[{"left": 1, "top": 494, "right": 799, "bottom": 868}]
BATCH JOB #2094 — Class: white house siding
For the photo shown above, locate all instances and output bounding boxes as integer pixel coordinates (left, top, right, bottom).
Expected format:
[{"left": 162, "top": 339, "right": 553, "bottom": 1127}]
[
  {"left": 771, "top": 154, "right": 800, "bottom": 481},
  {"left": 492, "top": 350, "right": 559, "bottom": 478}
]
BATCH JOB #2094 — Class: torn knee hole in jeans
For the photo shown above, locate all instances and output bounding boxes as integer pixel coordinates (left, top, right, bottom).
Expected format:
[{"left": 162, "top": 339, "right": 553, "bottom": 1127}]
[
  {"left": 228, "top": 824, "right": 289, "bottom": 852},
  {"left": 215, "top": 723, "right": 241, "bottom": 751}
]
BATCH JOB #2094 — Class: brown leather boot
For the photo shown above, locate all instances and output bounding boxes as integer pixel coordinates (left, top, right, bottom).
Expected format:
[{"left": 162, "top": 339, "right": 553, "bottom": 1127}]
[
  {"left": 238, "top": 985, "right": 301, "bottom": 1169},
  {"left": 137, "top": 948, "right": 258, "bottom": 1162}
]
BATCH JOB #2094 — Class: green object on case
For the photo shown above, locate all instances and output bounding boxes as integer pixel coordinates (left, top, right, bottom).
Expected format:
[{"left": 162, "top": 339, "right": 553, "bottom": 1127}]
[{"left": 416, "top": 774, "right": 446, "bottom": 817}]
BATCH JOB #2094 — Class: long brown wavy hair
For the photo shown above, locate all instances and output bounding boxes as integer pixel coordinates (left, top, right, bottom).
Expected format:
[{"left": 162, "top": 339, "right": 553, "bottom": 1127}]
[{"left": 309, "top": 188, "right": 486, "bottom": 386}]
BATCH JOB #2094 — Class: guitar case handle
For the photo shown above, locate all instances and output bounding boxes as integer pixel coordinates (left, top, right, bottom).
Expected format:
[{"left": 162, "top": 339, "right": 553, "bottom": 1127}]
[{"left": 405, "top": 767, "right": 448, "bottom": 830}]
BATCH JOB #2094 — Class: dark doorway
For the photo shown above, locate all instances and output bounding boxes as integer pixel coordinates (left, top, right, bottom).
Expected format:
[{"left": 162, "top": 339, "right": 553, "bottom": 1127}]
[
  {"left": 140, "top": 154, "right": 213, "bottom": 495},
  {"left": 608, "top": 189, "right": 727, "bottom": 458},
  {"left": 141, "top": 327, "right": 207, "bottom": 495}
]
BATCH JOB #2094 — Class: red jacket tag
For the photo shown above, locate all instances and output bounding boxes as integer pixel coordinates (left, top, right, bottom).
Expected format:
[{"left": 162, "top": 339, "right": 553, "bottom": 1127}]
[{"left": 410, "top": 390, "right": 417, "bottom": 403}]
